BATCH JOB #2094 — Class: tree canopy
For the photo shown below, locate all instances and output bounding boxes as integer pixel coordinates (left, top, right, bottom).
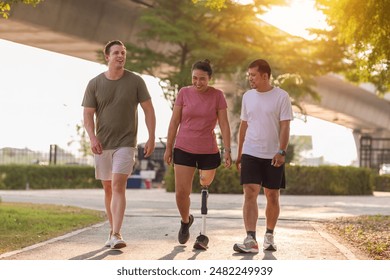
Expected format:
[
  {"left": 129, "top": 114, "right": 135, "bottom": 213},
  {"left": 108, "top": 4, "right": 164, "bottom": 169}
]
[
  {"left": 0, "top": 0, "right": 42, "bottom": 18},
  {"left": 125, "top": 0, "right": 320, "bottom": 109},
  {"left": 314, "top": 0, "right": 390, "bottom": 95}
]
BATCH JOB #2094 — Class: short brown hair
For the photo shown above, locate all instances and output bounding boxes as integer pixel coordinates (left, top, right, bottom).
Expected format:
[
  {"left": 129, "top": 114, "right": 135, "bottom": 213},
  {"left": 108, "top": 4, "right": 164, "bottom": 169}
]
[
  {"left": 104, "top": 40, "right": 125, "bottom": 55},
  {"left": 248, "top": 59, "right": 271, "bottom": 77}
]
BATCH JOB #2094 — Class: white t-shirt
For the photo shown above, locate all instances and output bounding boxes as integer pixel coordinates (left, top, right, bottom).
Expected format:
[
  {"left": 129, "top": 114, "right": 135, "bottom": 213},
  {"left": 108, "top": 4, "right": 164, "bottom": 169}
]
[{"left": 240, "top": 87, "right": 293, "bottom": 159}]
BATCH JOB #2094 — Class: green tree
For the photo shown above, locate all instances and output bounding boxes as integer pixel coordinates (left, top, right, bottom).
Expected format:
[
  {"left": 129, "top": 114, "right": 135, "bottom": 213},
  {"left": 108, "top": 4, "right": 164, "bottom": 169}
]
[
  {"left": 314, "top": 0, "right": 390, "bottom": 95},
  {"left": 124, "top": 0, "right": 320, "bottom": 109},
  {"left": 0, "top": 0, "right": 42, "bottom": 18},
  {"left": 191, "top": 0, "right": 227, "bottom": 10}
]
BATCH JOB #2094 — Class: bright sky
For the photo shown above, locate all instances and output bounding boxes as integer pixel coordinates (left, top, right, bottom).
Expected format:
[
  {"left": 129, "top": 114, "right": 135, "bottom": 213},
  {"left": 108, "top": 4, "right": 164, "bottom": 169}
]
[
  {"left": 258, "top": 0, "right": 328, "bottom": 40},
  {"left": 0, "top": 0, "right": 358, "bottom": 166}
]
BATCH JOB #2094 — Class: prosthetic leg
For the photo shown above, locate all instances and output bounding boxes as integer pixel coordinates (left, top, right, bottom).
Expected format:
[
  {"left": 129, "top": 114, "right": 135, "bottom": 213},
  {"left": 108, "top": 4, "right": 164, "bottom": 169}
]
[{"left": 193, "top": 186, "right": 209, "bottom": 250}]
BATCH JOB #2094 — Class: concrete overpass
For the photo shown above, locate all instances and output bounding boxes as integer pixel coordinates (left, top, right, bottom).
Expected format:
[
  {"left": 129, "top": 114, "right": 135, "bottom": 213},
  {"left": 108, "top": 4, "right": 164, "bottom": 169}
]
[{"left": 1, "top": 0, "right": 390, "bottom": 167}]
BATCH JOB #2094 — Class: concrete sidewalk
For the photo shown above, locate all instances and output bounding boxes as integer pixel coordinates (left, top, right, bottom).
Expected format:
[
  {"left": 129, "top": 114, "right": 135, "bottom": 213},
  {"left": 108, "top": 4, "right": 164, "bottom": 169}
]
[{"left": 1, "top": 189, "right": 389, "bottom": 260}]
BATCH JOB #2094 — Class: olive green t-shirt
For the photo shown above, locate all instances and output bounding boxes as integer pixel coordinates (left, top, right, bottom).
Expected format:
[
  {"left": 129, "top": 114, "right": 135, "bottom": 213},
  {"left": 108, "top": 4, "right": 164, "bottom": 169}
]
[{"left": 82, "top": 70, "right": 151, "bottom": 149}]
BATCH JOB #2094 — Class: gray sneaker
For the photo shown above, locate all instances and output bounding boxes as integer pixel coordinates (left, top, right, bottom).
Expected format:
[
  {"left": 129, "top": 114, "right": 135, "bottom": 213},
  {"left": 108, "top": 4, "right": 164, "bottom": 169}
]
[
  {"left": 263, "top": 233, "right": 277, "bottom": 251},
  {"left": 233, "top": 236, "right": 259, "bottom": 253},
  {"left": 178, "top": 214, "right": 194, "bottom": 244},
  {"left": 110, "top": 232, "right": 126, "bottom": 249}
]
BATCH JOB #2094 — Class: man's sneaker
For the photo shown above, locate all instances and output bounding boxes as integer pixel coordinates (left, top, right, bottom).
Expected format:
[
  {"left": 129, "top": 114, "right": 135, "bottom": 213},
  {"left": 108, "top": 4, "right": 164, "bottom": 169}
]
[
  {"left": 178, "top": 214, "right": 194, "bottom": 244},
  {"left": 104, "top": 230, "right": 113, "bottom": 247},
  {"left": 110, "top": 232, "right": 126, "bottom": 249},
  {"left": 263, "top": 233, "right": 277, "bottom": 251},
  {"left": 233, "top": 236, "right": 259, "bottom": 253}
]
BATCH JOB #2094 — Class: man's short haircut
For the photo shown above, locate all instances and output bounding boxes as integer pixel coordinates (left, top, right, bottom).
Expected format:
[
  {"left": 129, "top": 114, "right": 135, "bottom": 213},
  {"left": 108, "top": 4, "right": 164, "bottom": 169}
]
[
  {"left": 248, "top": 59, "right": 271, "bottom": 77},
  {"left": 104, "top": 40, "right": 126, "bottom": 55},
  {"left": 192, "top": 59, "right": 213, "bottom": 77}
]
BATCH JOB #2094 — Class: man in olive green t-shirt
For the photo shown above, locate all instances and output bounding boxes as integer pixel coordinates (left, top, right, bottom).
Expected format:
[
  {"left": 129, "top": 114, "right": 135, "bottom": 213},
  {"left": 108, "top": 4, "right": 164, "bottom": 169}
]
[{"left": 82, "top": 40, "right": 156, "bottom": 249}]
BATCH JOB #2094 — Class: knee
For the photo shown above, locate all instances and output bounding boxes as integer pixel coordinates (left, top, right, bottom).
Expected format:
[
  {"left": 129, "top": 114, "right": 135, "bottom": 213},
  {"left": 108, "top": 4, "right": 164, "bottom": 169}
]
[
  {"left": 112, "top": 183, "right": 126, "bottom": 194},
  {"left": 265, "top": 190, "right": 279, "bottom": 204},
  {"left": 244, "top": 186, "right": 259, "bottom": 202},
  {"left": 102, "top": 181, "right": 112, "bottom": 194},
  {"left": 175, "top": 185, "right": 191, "bottom": 200},
  {"left": 104, "top": 188, "right": 112, "bottom": 197}
]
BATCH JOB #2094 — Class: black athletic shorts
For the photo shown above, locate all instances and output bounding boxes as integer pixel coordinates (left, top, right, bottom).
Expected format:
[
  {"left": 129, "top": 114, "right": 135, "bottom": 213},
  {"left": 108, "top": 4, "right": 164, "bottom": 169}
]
[
  {"left": 240, "top": 154, "right": 286, "bottom": 189},
  {"left": 173, "top": 148, "right": 221, "bottom": 170}
]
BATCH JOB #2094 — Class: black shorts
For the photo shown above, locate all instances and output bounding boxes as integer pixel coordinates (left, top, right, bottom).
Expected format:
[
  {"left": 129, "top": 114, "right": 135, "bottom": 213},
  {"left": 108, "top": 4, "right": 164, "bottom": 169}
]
[
  {"left": 173, "top": 148, "right": 221, "bottom": 170},
  {"left": 240, "top": 154, "right": 286, "bottom": 189}
]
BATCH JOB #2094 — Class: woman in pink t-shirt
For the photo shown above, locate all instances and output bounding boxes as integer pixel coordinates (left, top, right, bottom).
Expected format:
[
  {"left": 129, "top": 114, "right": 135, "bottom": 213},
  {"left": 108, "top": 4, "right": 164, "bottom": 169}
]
[{"left": 164, "top": 59, "right": 232, "bottom": 248}]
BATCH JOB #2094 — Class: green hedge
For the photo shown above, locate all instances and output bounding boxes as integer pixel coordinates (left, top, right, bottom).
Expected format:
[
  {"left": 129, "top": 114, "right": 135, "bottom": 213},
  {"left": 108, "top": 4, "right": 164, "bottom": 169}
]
[
  {"left": 373, "top": 174, "right": 390, "bottom": 192},
  {"left": 164, "top": 164, "right": 374, "bottom": 195},
  {"left": 0, "top": 164, "right": 380, "bottom": 195},
  {"left": 0, "top": 165, "right": 100, "bottom": 189},
  {"left": 284, "top": 165, "right": 373, "bottom": 195}
]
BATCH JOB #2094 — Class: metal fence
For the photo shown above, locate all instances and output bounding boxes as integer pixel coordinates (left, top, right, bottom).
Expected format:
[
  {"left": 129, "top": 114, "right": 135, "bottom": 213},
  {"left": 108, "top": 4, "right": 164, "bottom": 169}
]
[
  {"left": 0, "top": 145, "right": 93, "bottom": 166},
  {"left": 0, "top": 143, "right": 170, "bottom": 183},
  {"left": 360, "top": 136, "right": 390, "bottom": 170}
]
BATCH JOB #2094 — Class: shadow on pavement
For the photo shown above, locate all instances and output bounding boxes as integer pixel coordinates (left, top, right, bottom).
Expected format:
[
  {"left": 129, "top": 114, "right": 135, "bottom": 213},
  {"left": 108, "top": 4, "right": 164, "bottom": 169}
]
[
  {"left": 158, "top": 245, "right": 186, "bottom": 260},
  {"left": 262, "top": 251, "right": 277, "bottom": 260},
  {"left": 69, "top": 247, "right": 123, "bottom": 260}
]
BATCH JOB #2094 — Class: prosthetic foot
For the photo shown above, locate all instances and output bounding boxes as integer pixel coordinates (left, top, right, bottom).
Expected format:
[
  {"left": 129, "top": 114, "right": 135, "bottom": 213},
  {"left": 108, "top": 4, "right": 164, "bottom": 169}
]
[{"left": 194, "top": 187, "right": 209, "bottom": 250}]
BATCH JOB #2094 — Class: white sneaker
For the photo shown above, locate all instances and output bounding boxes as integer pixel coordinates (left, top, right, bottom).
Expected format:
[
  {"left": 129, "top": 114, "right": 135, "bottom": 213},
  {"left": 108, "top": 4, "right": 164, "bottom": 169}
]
[
  {"left": 263, "top": 233, "right": 277, "bottom": 251},
  {"left": 233, "top": 236, "right": 259, "bottom": 253},
  {"left": 104, "top": 230, "right": 112, "bottom": 247},
  {"left": 110, "top": 232, "right": 126, "bottom": 249}
]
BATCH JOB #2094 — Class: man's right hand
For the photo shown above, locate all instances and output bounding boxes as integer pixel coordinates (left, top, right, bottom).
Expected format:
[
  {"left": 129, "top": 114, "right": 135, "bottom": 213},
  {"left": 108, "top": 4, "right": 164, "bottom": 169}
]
[
  {"left": 90, "top": 136, "right": 103, "bottom": 154},
  {"left": 235, "top": 155, "right": 242, "bottom": 170}
]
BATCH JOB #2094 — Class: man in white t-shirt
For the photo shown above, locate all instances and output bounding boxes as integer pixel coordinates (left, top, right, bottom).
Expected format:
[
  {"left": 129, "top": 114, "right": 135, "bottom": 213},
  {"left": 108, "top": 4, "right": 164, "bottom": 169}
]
[{"left": 233, "top": 59, "right": 293, "bottom": 253}]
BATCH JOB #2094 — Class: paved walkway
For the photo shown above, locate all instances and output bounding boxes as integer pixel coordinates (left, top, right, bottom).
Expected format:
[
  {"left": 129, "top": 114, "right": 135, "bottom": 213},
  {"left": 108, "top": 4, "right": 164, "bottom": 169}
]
[{"left": 1, "top": 189, "right": 389, "bottom": 260}]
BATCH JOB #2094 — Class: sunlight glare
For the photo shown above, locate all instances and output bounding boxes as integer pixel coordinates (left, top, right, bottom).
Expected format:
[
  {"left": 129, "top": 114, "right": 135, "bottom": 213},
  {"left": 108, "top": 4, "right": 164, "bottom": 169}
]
[{"left": 258, "top": 0, "right": 328, "bottom": 40}]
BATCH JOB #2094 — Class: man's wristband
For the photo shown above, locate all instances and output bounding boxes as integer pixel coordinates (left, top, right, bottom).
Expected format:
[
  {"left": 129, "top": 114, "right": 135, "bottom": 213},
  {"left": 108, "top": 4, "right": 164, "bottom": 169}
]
[
  {"left": 224, "top": 147, "right": 232, "bottom": 153},
  {"left": 278, "top": 149, "right": 286, "bottom": 156}
]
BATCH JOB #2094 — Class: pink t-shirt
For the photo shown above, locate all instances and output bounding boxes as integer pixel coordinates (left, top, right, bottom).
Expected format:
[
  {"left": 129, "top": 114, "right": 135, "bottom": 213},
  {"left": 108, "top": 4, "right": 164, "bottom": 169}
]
[{"left": 174, "top": 86, "right": 228, "bottom": 154}]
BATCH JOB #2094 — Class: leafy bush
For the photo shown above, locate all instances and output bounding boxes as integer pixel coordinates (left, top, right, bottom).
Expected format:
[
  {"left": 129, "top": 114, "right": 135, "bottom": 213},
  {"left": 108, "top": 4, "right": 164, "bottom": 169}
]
[
  {"left": 0, "top": 165, "right": 100, "bottom": 189},
  {"left": 373, "top": 174, "right": 390, "bottom": 192},
  {"left": 284, "top": 165, "right": 373, "bottom": 195},
  {"left": 164, "top": 164, "right": 374, "bottom": 195}
]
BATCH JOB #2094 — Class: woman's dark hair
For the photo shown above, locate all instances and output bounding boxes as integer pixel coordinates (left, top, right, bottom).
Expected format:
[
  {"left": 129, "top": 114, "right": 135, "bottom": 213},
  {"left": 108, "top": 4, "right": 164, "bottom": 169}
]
[
  {"left": 104, "top": 40, "right": 126, "bottom": 55},
  {"left": 248, "top": 59, "right": 271, "bottom": 77},
  {"left": 191, "top": 59, "right": 213, "bottom": 77}
]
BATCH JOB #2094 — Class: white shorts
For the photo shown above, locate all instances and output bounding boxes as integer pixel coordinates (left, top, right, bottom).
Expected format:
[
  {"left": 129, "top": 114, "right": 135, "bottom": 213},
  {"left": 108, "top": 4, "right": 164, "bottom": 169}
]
[{"left": 94, "top": 147, "right": 136, "bottom": 180}]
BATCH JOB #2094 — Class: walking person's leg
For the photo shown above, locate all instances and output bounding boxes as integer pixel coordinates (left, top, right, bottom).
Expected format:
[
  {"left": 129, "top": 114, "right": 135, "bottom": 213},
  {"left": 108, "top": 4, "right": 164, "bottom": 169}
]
[
  {"left": 95, "top": 150, "right": 115, "bottom": 247},
  {"left": 234, "top": 154, "right": 262, "bottom": 253},
  {"left": 111, "top": 173, "right": 129, "bottom": 234},
  {"left": 233, "top": 183, "right": 260, "bottom": 253},
  {"left": 263, "top": 188, "right": 280, "bottom": 251},
  {"left": 175, "top": 164, "right": 196, "bottom": 223},
  {"left": 109, "top": 147, "right": 136, "bottom": 249},
  {"left": 243, "top": 184, "right": 261, "bottom": 235},
  {"left": 174, "top": 164, "right": 195, "bottom": 244},
  {"left": 193, "top": 168, "right": 217, "bottom": 250},
  {"left": 264, "top": 188, "right": 280, "bottom": 231},
  {"left": 102, "top": 180, "right": 113, "bottom": 247}
]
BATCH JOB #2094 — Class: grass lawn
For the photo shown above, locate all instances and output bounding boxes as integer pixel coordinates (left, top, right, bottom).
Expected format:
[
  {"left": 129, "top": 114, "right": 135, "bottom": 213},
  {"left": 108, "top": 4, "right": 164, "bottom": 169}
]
[
  {"left": 0, "top": 202, "right": 106, "bottom": 255},
  {"left": 326, "top": 215, "right": 390, "bottom": 260}
]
